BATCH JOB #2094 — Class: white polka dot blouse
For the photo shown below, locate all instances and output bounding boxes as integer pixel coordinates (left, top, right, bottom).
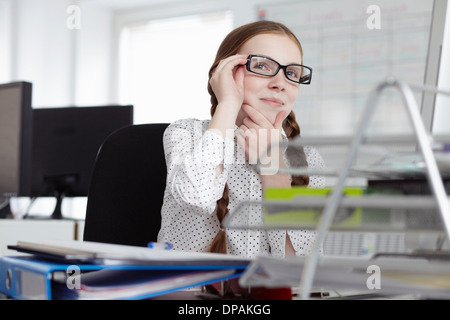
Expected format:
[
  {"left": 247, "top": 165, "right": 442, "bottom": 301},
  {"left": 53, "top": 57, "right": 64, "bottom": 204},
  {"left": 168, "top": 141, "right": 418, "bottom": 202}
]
[{"left": 157, "top": 118, "right": 326, "bottom": 258}]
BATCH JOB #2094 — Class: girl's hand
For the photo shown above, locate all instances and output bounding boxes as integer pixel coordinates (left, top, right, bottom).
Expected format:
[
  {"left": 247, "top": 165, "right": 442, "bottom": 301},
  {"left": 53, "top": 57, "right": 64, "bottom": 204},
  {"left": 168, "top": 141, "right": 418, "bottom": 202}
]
[
  {"left": 237, "top": 104, "right": 286, "bottom": 165},
  {"left": 209, "top": 54, "right": 248, "bottom": 114}
]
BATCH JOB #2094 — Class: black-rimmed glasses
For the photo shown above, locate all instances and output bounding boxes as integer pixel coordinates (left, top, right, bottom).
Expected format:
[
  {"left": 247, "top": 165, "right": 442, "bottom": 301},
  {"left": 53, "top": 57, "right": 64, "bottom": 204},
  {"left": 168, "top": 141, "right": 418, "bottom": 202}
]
[{"left": 246, "top": 54, "right": 312, "bottom": 85}]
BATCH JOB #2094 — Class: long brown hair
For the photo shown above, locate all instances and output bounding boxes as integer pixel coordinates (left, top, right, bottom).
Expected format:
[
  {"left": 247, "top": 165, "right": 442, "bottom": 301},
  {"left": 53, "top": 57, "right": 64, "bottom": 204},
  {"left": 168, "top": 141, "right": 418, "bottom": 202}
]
[{"left": 207, "top": 20, "right": 309, "bottom": 254}]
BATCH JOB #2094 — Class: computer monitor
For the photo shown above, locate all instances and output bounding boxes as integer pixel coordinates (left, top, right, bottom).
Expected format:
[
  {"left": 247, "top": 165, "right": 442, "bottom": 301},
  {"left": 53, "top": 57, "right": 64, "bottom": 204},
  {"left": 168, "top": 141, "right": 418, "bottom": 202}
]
[
  {"left": 421, "top": 0, "right": 449, "bottom": 133},
  {"left": 0, "top": 81, "right": 33, "bottom": 218},
  {"left": 29, "top": 105, "right": 133, "bottom": 219}
]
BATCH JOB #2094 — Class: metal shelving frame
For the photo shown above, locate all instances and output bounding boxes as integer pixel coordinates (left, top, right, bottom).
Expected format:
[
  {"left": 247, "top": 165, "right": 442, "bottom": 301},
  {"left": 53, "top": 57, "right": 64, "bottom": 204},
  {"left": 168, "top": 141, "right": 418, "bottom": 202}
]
[
  {"left": 223, "top": 77, "right": 450, "bottom": 299},
  {"left": 295, "top": 78, "right": 450, "bottom": 299}
]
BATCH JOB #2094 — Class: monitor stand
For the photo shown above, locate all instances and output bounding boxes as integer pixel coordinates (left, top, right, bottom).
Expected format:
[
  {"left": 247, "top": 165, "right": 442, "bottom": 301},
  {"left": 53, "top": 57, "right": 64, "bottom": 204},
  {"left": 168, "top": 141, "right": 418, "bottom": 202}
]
[
  {"left": 50, "top": 190, "right": 65, "bottom": 219},
  {"left": 23, "top": 190, "right": 74, "bottom": 220},
  {"left": 0, "top": 198, "right": 14, "bottom": 219}
]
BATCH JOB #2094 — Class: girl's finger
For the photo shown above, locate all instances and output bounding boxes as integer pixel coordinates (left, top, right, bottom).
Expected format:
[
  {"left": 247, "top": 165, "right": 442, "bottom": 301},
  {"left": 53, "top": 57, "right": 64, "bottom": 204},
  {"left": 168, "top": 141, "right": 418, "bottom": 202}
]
[
  {"left": 234, "top": 65, "right": 245, "bottom": 85},
  {"left": 273, "top": 110, "right": 286, "bottom": 129},
  {"left": 214, "top": 54, "right": 247, "bottom": 74},
  {"left": 242, "top": 116, "right": 258, "bottom": 130}
]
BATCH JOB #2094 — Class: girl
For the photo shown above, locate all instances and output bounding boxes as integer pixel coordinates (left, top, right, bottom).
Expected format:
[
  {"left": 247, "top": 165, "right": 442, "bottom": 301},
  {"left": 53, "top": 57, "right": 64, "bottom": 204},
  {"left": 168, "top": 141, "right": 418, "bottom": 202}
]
[{"left": 158, "top": 20, "right": 325, "bottom": 258}]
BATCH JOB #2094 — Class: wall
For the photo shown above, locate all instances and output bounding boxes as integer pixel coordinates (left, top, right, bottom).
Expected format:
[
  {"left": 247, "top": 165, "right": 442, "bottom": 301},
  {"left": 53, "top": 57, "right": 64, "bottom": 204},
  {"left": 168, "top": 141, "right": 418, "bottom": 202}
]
[
  {"left": 3, "top": 0, "right": 447, "bottom": 123},
  {"left": 74, "top": 1, "right": 113, "bottom": 106},
  {"left": 1, "top": 0, "right": 449, "bottom": 219},
  {"left": 15, "top": 0, "right": 74, "bottom": 106},
  {"left": 0, "top": 0, "right": 113, "bottom": 107},
  {"left": 0, "top": 0, "right": 12, "bottom": 84},
  {"left": 1, "top": 0, "right": 279, "bottom": 219},
  {"left": 0, "top": 0, "right": 278, "bottom": 108}
]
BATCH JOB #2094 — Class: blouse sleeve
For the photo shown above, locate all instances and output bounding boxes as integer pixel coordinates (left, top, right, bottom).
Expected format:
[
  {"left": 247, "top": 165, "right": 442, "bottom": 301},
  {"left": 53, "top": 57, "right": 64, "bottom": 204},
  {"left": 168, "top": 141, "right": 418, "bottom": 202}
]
[
  {"left": 304, "top": 146, "right": 326, "bottom": 189},
  {"left": 163, "top": 119, "right": 233, "bottom": 216}
]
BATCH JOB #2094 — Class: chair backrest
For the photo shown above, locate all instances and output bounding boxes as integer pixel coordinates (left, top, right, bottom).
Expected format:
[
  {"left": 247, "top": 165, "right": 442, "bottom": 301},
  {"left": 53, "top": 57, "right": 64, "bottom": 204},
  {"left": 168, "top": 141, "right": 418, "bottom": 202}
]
[{"left": 83, "top": 123, "right": 169, "bottom": 247}]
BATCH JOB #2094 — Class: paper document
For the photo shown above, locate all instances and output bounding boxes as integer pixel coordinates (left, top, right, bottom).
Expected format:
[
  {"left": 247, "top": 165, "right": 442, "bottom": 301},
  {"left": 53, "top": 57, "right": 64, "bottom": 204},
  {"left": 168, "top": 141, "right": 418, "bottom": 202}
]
[
  {"left": 8, "top": 240, "right": 252, "bottom": 266},
  {"left": 53, "top": 268, "right": 236, "bottom": 300},
  {"left": 239, "top": 255, "right": 450, "bottom": 299}
]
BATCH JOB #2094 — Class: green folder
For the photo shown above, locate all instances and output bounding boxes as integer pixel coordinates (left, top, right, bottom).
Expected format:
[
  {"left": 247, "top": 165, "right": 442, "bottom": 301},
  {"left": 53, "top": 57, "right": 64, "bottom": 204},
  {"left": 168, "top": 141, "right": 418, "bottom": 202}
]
[{"left": 263, "top": 187, "right": 364, "bottom": 229}]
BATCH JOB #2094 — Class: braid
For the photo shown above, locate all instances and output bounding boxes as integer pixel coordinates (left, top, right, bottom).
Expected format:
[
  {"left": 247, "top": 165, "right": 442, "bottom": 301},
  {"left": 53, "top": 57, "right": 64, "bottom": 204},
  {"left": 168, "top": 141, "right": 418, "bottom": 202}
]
[
  {"left": 283, "top": 112, "right": 310, "bottom": 186},
  {"left": 283, "top": 111, "right": 300, "bottom": 138},
  {"left": 208, "top": 183, "right": 229, "bottom": 254}
]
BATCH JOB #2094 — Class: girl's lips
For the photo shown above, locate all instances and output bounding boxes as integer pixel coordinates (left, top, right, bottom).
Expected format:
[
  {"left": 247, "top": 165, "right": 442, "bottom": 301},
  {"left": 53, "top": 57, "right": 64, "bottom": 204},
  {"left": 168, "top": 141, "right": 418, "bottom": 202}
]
[{"left": 261, "top": 98, "right": 283, "bottom": 107}]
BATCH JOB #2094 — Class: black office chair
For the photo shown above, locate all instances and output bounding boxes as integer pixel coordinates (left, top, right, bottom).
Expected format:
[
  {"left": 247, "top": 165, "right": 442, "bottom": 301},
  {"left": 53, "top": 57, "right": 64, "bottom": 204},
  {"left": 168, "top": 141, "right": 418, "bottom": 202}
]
[{"left": 83, "top": 123, "right": 170, "bottom": 247}]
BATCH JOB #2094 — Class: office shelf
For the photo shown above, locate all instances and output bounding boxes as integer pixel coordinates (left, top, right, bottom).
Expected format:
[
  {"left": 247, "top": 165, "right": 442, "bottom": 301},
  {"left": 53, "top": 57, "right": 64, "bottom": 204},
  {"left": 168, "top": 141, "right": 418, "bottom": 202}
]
[{"left": 223, "top": 77, "right": 450, "bottom": 299}]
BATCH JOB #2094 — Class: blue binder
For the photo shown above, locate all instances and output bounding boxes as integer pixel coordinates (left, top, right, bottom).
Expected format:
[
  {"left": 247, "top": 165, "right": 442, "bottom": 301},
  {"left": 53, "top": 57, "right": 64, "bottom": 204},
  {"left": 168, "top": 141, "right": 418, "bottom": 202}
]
[{"left": 0, "top": 256, "right": 244, "bottom": 300}]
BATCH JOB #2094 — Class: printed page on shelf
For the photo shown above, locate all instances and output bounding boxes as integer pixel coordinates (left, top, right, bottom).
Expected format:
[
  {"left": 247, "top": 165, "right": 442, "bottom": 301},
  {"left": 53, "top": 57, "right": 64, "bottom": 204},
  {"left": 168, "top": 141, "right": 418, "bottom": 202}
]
[
  {"left": 7, "top": 240, "right": 252, "bottom": 266},
  {"left": 239, "top": 255, "right": 450, "bottom": 299}
]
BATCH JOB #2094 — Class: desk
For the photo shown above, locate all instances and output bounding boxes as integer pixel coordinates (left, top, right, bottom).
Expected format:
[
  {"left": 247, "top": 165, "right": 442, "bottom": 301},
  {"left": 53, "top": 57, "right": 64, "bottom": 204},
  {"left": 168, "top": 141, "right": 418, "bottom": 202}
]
[
  {"left": 0, "top": 219, "right": 77, "bottom": 256},
  {"left": 0, "top": 218, "right": 420, "bottom": 258}
]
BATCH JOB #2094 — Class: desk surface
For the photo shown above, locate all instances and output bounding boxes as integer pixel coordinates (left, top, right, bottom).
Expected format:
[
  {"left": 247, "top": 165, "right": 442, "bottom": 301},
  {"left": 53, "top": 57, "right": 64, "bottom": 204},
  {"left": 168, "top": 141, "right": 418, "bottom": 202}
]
[{"left": 0, "top": 219, "right": 77, "bottom": 256}]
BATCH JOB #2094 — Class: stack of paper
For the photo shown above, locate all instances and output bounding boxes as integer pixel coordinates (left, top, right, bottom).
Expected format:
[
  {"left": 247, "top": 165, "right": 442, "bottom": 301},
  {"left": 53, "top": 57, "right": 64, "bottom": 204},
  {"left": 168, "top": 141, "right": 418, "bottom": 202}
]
[
  {"left": 239, "top": 254, "right": 450, "bottom": 299},
  {"left": 1, "top": 240, "right": 251, "bottom": 300},
  {"left": 52, "top": 268, "right": 236, "bottom": 300}
]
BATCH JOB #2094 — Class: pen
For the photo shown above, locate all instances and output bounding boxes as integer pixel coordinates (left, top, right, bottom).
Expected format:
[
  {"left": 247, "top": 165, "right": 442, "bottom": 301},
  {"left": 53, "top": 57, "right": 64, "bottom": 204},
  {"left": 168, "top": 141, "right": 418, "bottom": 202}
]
[{"left": 147, "top": 241, "right": 173, "bottom": 250}]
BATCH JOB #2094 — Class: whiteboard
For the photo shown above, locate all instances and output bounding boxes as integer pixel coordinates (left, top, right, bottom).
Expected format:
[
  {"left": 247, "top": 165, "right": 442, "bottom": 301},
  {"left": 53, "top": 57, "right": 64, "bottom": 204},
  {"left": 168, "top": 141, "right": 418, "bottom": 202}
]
[{"left": 257, "top": 0, "right": 435, "bottom": 136}]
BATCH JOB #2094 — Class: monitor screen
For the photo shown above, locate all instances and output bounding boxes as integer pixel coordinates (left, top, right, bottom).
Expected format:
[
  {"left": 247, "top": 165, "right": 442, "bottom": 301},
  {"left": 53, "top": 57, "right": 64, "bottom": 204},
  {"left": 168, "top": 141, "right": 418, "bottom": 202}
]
[
  {"left": 0, "top": 81, "right": 33, "bottom": 199},
  {"left": 30, "top": 105, "right": 133, "bottom": 219}
]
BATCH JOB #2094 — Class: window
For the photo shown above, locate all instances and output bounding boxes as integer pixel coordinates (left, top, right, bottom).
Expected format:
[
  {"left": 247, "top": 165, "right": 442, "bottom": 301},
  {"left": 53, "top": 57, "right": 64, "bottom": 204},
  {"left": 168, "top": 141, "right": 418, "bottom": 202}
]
[{"left": 118, "top": 11, "right": 233, "bottom": 124}]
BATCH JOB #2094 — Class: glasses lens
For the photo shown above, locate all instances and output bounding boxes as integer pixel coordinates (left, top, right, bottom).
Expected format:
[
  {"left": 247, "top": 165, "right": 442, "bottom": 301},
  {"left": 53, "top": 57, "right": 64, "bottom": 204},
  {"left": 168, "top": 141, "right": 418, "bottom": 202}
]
[
  {"left": 248, "top": 55, "right": 311, "bottom": 84},
  {"left": 285, "top": 65, "right": 303, "bottom": 83},
  {"left": 249, "top": 56, "right": 278, "bottom": 76},
  {"left": 286, "top": 66, "right": 311, "bottom": 84}
]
